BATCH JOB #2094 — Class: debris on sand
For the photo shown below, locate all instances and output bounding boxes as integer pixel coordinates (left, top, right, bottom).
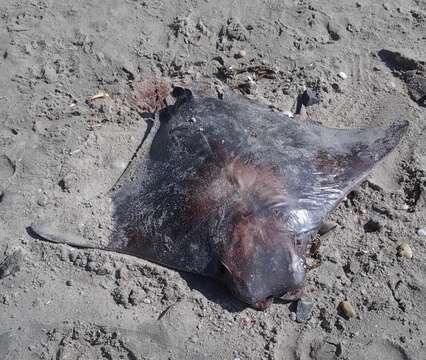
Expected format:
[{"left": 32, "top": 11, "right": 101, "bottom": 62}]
[{"left": 87, "top": 91, "right": 110, "bottom": 102}]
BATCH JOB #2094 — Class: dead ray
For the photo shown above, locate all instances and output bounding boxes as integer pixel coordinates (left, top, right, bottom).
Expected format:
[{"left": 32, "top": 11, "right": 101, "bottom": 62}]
[{"left": 105, "top": 87, "right": 408, "bottom": 308}]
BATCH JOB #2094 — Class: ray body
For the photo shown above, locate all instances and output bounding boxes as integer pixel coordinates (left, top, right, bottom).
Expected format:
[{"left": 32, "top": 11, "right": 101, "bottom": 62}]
[{"left": 108, "top": 88, "right": 407, "bottom": 308}]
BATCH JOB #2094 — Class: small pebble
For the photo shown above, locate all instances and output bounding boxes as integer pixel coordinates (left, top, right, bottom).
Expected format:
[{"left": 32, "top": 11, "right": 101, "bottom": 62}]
[
  {"left": 338, "top": 72, "right": 348, "bottom": 79},
  {"left": 338, "top": 300, "right": 355, "bottom": 319},
  {"left": 416, "top": 227, "right": 426, "bottom": 236},
  {"left": 66, "top": 280, "right": 72, "bottom": 286},
  {"left": 397, "top": 243, "right": 413, "bottom": 259},
  {"left": 236, "top": 49, "right": 246, "bottom": 58},
  {"left": 295, "top": 298, "right": 313, "bottom": 323}
]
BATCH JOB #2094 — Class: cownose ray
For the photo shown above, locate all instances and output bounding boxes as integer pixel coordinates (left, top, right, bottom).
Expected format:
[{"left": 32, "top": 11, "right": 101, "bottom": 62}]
[{"left": 31, "top": 85, "right": 408, "bottom": 309}]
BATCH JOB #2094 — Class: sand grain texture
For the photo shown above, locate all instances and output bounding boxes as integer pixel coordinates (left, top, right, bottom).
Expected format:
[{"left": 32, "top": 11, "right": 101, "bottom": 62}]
[{"left": 0, "top": 1, "right": 425, "bottom": 359}]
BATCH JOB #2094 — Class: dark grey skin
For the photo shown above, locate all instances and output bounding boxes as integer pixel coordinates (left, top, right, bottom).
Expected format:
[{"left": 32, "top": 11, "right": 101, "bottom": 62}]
[{"left": 31, "top": 87, "right": 408, "bottom": 309}]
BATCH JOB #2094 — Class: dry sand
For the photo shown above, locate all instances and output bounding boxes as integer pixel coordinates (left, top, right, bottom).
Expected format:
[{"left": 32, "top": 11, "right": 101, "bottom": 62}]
[{"left": 0, "top": 0, "right": 425, "bottom": 359}]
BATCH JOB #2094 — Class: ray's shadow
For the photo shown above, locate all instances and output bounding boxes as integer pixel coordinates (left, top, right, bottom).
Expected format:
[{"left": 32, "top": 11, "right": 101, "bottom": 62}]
[{"left": 179, "top": 272, "right": 247, "bottom": 313}]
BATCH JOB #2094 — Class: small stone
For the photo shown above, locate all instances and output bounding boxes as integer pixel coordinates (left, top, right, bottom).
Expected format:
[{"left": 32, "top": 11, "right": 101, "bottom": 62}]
[
  {"left": 338, "top": 300, "right": 355, "bottom": 319},
  {"left": 338, "top": 71, "right": 348, "bottom": 79},
  {"left": 65, "top": 280, "right": 72, "bottom": 286},
  {"left": 235, "top": 49, "right": 247, "bottom": 58},
  {"left": 416, "top": 227, "right": 426, "bottom": 236},
  {"left": 295, "top": 299, "right": 313, "bottom": 323},
  {"left": 397, "top": 243, "right": 413, "bottom": 259},
  {"left": 289, "top": 312, "right": 297, "bottom": 321}
]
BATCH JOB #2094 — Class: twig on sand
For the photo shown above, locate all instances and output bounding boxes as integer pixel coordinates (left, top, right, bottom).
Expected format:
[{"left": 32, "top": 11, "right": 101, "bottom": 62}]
[{"left": 87, "top": 91, "right": 110, "bottom": 102}]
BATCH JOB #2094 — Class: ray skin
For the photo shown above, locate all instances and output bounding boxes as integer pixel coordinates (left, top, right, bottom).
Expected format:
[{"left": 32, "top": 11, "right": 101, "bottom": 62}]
[{"left": 104, "top": 87, "right": 408, "bottom": 309}]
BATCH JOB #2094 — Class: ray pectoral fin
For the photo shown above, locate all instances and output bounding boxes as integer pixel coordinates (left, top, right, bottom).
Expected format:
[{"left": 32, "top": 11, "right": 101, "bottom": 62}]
[
  {"left": 286, "top": 121, "right": 408, "bottom": 236},
  {"left": 312, "top": 121, "right": 407, "bottom": 209}
]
